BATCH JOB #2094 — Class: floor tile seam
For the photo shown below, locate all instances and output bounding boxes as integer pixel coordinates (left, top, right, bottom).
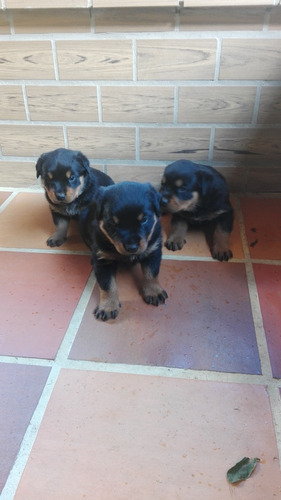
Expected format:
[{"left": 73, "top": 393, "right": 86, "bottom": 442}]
[
  {"left": 0, "top": 191, "right": 17, "bottom": 213},
  {"left": 0, "top": 364, "right": 62, "bottom": 500},
  {"left": 0, "top": 247, "right": 91, "bottom": 256},
  {"left": 234, "top": 197, "right": 273, "bottom": 379}
]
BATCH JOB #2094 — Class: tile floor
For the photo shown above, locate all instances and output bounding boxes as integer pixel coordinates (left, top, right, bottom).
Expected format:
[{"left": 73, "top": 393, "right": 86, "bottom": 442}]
[{"left": 1, "top": 188, "right": 281, "bottom": 499}]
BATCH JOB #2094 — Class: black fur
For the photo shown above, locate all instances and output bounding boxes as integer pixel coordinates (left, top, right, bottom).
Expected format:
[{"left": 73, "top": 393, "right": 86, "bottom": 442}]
[
  {"left": 36, "top": 147, "right": 113, "bottom": 247},
  {"left": 84, "top": 181, "right": 168, "bottom": 321},
  {"left": 160, "top": 159, "right": 234, "bottom": 261}
]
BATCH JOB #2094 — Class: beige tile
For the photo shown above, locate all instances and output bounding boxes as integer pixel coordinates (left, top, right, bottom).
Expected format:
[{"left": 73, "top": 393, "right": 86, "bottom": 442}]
[
  {"left": 93, "top": 0, "right": 178, "bottom": 6},
  {"left": 6, "top": 0, "right": 88, "bottom": 7},
  {"left": 0, "top": 41, "right": 55, "bottom": 80},
  {"left": 180, "top": 7, "right": 266, "bottom": 31},
  {"left": 106, "top": 164, "right": 164, "bottom": 187},
  {"left": 0, "top": 86, "right": 26, "bottom": 120},
  {"left": 0, "top": 11, "right": 10, "bottom": 34},
  {"left": 268, "top": 6, "right": 281, "bottom": 30},
  {"left": 95, "top": 7, "right": 175, "bottom": 32},
  {"left": 137, "top": 40, "right": 217, "bottom": 81},
  {"left": 15, "top": 371, "right": 281, "bottom": 499},
  {"left": 67, "top": 126, "right": 135, "bottom": 159},
  {"left": 247, "top": 166, "right": 281, "bottom": 192},
  {"left": 140, "top": 127, "right": 210, "bottom": 161},
  {"left": 213, "top": 128, "right": 281, "bottom": 162},
  {"left": 184, "top": 0, "right": 274, "bottom": 5},
  {"left": 13, "top": 8, "right": 91, "bottom": 34},
  {"left": 0, "top": 162, "right": 37, "bottom": 188},
  {"left": 257, "top": 86, "right": 281, "bottom": 124},
  {"left": 0, "top": 125, "right": 64, "bottom": 156},
  {"left": 178, "top": 86, "right": 256, "bottom": 123},
  {"left": 56, "top": 40, "right": 133, "bottom": 81},
  {"left": 220, "top": 39, "right": 281, "bottom": 80},
  {"left": 26, "top": 86, "right": 98, "bottom": 122},
  {"left": 214, "top": 166, "right": 245, "bottom": 192},
  {"left": 101, "top": 86, "right": 174, "bottom": 123}
]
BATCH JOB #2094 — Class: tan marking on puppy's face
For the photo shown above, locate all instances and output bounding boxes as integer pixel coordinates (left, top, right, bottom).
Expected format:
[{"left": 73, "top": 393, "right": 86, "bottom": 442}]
[
  {"left": 45, "top": 175, "right": 85, "bottom": 204},
  {"left": 174, "top": 179, "right": 183, "bottom": 187},
  {"left": 166, "top": 191, "right": 199, "bottom": 213}
]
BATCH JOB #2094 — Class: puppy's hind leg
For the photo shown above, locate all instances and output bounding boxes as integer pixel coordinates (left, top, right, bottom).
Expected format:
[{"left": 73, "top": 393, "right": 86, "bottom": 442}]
[{"left": 47, "top": 213, "right": 69, "bottom": 247}]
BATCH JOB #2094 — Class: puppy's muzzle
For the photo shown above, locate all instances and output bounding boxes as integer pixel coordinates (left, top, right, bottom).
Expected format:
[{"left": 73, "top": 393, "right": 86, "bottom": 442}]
[
  {"left": 55, "top": 191, "right": 66, "bottom": 202},
  {"left": 123, "top": 241, "right": 140, "bottom": 254}
]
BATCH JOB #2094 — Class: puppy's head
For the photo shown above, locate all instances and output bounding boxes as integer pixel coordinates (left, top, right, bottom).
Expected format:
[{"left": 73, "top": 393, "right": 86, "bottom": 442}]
[
  {"left": 160, "top": 160, "right": 203, "bottom": 213},
  {"left": 36, "top": 148, "right": 91, "bottom": 205},
  {"left": 95, "top": 182, "right": 161, "bottom": 256}
]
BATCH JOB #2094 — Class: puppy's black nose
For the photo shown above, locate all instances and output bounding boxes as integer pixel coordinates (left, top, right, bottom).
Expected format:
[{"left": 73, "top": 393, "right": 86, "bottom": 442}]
[
  {"left": 55, "top": 192, "right": 66, "bottom": 202},
  {"left": 124, "top": 242, "right": 139, "bottom": 253}
]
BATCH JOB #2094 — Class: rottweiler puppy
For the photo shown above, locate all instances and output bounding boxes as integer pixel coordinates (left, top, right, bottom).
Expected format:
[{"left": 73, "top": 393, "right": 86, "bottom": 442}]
[
  {"left": 84, "top": 181, "right": 168, "bottom": 321},
  {"left": 160, "top": 159, "right": 234, "bottom": 261},
  {"left": 36, "top": 148, "right": 113, "bottom": 247}
]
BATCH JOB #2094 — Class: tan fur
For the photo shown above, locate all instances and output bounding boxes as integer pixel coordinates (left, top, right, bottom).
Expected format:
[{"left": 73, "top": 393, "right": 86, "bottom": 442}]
[{"left": 167, "top": 191, "right": 199, "bottom": 213}]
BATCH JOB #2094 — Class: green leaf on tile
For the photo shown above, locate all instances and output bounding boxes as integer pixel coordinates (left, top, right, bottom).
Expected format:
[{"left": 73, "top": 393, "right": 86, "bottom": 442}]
[{"left": 227, "top": 457, "right": 260, "bottom": 484}]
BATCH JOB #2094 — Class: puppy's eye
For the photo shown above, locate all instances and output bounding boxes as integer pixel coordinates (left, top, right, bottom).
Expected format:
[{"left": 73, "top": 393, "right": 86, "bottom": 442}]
[
  {"left": 141, "top": 215, "right": 148, "bottom": 225},
  {"left": 69, "top": 174, "right": 76, "bottom": 182}
]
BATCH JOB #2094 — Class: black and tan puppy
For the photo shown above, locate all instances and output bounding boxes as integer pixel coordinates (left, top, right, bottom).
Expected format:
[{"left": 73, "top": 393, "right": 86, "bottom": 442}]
[
  {"left": 36, "top": 148, "right": 113, "bottom": 247},
  {"left": 160, "top": 159, "right": 234, "bottom": 261},
  {"left": 84, "top": 181, "right": 168, "bottom": 321}
]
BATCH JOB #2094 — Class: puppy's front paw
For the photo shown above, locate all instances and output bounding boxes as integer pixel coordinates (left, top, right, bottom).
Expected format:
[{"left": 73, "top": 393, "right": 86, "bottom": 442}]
[
  {"left": 165, "top": 236, "right": 186, "bottom": 251},
  {"left": 142, "top": 283, "right": 168, "bottom": 306},
  {"left": 47, "top": 234, "right": 67, "bottom": 247},
  {"left": 212, "top": 247, "right": 233, "bottom": 262},
  {"left": 94, "top": 300, "right": 121, "bottom": 321}
]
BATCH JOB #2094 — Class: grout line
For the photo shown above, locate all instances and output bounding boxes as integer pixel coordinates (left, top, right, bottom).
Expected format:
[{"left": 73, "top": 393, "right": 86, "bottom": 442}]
[{"left": 0, "top": 191, "right": 17, "bottom": 213}]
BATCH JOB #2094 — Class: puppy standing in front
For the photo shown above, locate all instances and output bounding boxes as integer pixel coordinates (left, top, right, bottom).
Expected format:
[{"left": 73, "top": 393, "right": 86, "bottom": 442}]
[
  {"left": 83, "top": 181, "right": 168, "bottom": 321},
  {"left": 36, "top": 147, "right": 113, "bottom": 247},
  {"left": 160, "top": 159, "right": 234, "bottom": 261}
]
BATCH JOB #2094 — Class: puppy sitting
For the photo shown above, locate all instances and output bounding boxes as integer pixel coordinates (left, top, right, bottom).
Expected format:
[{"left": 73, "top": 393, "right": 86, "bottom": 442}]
[
  {"left": 160, "top": 159, "right": 234, "bottom": 261},
  {"left": 84, "top": 181, "right": 168, "bottom": 321},
  {"left": 36, "top": 148, "right": 113, "bottom": 247}
]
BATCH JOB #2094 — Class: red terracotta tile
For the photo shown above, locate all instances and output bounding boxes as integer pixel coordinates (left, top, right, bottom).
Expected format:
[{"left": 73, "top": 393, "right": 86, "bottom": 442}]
[
  {"left": 0, "top": 191, "right": 12, "bottom": 206},
  {"left": 0, "top": 363, "right": 50, "bottom": 495},
  {"left": 15, "top": 371, "right": 281, "bottom": 499},
  {"left": 254, "top": 264, "right": 281, "bottom": 378},
  {"left": 0, "top": 252, "right": 91, "bottom": 358},
  {"left": 70, "top": 260, "right": 260, "bottom": 374},
  {"left": 0, "top": 192, "right": 88, "bottom": 251},
  {"left": 241, "top": 197, "right": 281, "bottom": 260}
]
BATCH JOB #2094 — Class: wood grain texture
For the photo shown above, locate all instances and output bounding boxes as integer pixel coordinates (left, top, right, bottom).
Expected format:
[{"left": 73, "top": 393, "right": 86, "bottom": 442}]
[
  {"left": 93, "top": 0, "right": 178, "bottom": 6},
  {"left": 0, "top": 41, "right": 55, "bottom": 80},
  {"left": 257, "top": 86, "right": 281, "bottom": 124},
  {"left": 137, "top": 40, "right": 217, "bottom": 81},
  {"left": 0, "top": 162, "right": 36, "bottom": 187},
  {"left": 213, "top": 128, "right": 281, "bottom": 161},
  {"left": 101, "top": 86, "right": 174, "bottom": 123},
  {"left": 56, "top": 40, "right": 133, "bottom": 81},
  {"left": 220, "top": 39, "right": 281, "bottom": 80},
  {"left": 178, "top": 86, "right": 256, "bottom": 123},
  {"left": 67, "top": 126, "right": 135, "bottom": 159},
  {"left": 26, "top": 86, "right": 98, "bottom": 122},
  {"left": 0, "top": 125, "right": 64, "bottom": 156},
  {"left": 0, "top": 11, "right": 9, "bottom": 33},
  {"left": 95, "top": 7, "right": 175, "bottom": 32},
  {"left": 140, "top": 127, "right": 210, "bottom": 161},
  {"left": 5, "top": 0, "right": 88, "bottom": 8},
  {"left": 0, "top": 86, "right": 26, "bottom": 120},
  {"left": 13, "top": 9, "right": 91, "bottom": 34},
  {"left": 106, "top": 164, "right": 164, "bottom": 187},
  {"left": 180, "top": 7, "right": 266, "bottom": 31}
]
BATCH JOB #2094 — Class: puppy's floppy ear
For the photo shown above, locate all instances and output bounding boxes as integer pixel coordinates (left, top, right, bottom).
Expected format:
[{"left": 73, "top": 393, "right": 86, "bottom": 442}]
[
  {"left": 147, "top": 183, "right": 161, "bottom": 217},
  {"left": 35, "top": 153, "right": 47, "bottom": 178},
  {"left": 196, "top": 170, "right": 213, "bottom": 198},
  {"left": 76, "top": 151, "right": 91, "bottom": 174}
]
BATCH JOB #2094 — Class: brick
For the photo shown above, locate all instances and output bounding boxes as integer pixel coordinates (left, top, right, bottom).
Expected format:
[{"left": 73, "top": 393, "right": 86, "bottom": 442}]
[
  {"left": 180, "top": 7, "right": 266, "bottom": 31},
  {"left": 0, "top": 162, "right": 36, "bottom": 188},
  {"left": 220, "top": 39, "right": 281, "bottom": 80},
  {"left": 6, "top": 0, "right": 88, "bottom": 7},
  {"left": 213, "top": 128, "right": 281, "bottom": 162},
  {"left": 101, "top": 86, "right": 174, "bottom": 123},
  {"left": 0, "top": 125, "right": 64, "bottom": 156},
  {"left": 0, "top": 41, "right": 55, "bottom": 80},
  {"left": 140, "top": 127, "right": 210, "bottom": 161},
  {"left": 13, "top": 9, "right": 91, "bottom": 34},
  {"left": 95, "top": 7, "right": 175, "bottom": 33},
  {"left": 213, "top": 166, "right": 245, "bottom": 192},
  {"left": 67, "top": 126, "right": 135, "bottom": 159},
  {"left": 0, "top": 86, "right": 26, "bottom": 120},
  {"left": 178, "top": 86, "right": 256, "bottom": 123},
  {"left": 184, "top": 0, "right": 274, "bottom": 5},
  {"left": 106, "top": 164, "right": 164, "bottom": 186},
  {"left": 26, "top": 86, "right": 98, "bottom": 122},
  {"left": 0, "top": 11, "right": 10, "bottom": 34},
  {"left": 137, "top": 40, "right": 217, "bottom": 80},
  {"left": 56, "top": 40, "right": 133, "bottom": 81},
  {"left": 93, "top": 0, "right": 178, "bottom": 6},
  {"left": 257, "top": 86, "right": 281, "bottom": 124},
  {"left": 268, "top": 7, "right": 281, "bottom": 30}
]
